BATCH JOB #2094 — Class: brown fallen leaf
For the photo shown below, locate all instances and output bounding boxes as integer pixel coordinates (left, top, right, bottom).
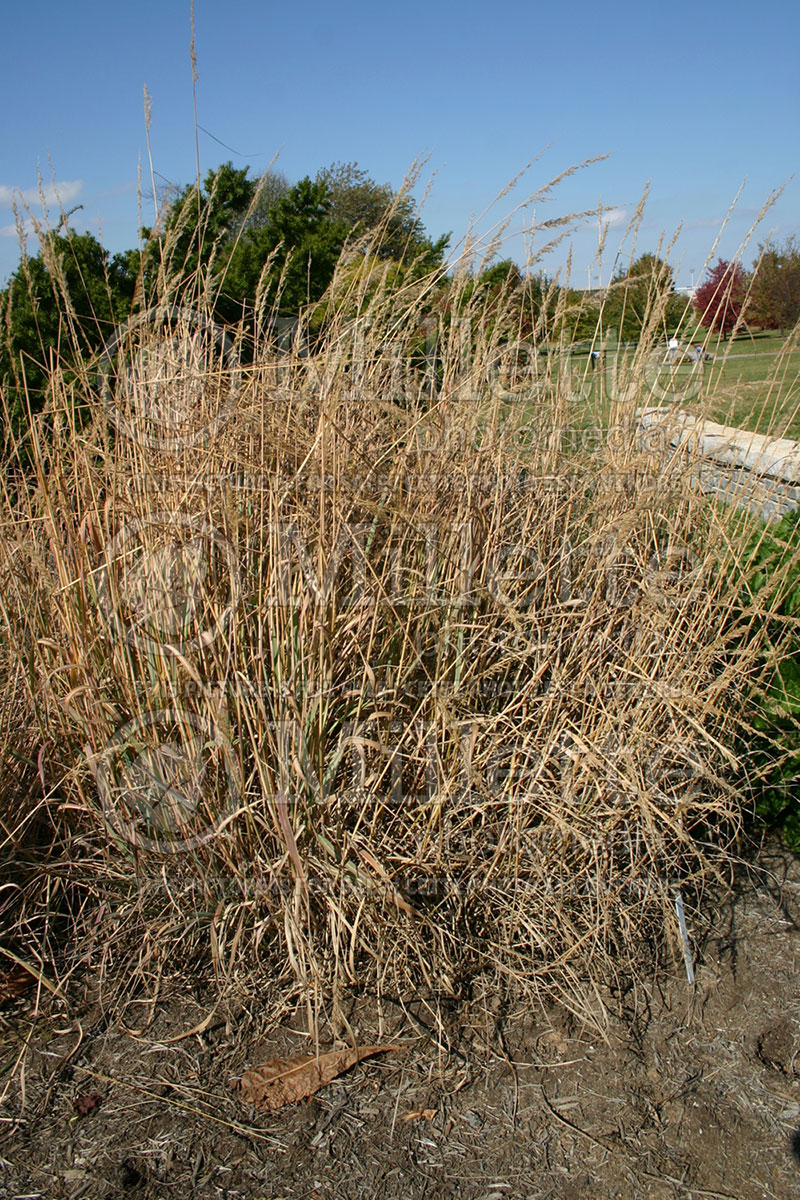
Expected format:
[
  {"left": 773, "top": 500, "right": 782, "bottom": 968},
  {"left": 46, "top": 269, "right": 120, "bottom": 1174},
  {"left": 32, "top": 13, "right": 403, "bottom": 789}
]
[
  {"left": 0, "top": 965, "right": 35, "bottom": 1005},
  {"left": 73, "top": 1093, "right": 102, "bottom": 1117},
  {"left": 235, "top": 1044, "right": 398, "bottom": 1112},
  {"left": 402, "top": 1108, "right": 437, "bottom": 1122}
]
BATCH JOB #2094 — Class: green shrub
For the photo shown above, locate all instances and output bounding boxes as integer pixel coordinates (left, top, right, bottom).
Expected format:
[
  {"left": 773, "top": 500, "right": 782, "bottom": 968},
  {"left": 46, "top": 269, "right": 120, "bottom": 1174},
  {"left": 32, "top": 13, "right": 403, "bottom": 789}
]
[{"left": 734, "top": 506, "right": 800, "bottom": 849}]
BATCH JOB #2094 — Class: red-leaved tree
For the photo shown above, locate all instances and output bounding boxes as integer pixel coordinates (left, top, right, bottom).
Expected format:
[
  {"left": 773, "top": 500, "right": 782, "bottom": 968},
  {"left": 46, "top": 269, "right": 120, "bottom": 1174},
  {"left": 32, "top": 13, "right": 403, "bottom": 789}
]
[{"left": 693, "top": 258, "right": 749, "bottom": 338}]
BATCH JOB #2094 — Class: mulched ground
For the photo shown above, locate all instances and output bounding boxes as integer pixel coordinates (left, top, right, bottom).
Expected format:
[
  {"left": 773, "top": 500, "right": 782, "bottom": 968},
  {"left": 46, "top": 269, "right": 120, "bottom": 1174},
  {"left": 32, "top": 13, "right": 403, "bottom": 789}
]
[{"left": 2, "top": 843, "right": 800, "bottom": 1200}]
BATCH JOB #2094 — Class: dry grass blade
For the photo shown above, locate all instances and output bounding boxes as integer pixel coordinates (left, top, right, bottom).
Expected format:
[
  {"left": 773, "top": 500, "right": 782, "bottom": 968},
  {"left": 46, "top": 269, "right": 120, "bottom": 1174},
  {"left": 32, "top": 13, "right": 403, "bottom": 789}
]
[
  {"left": 0, "top": 157, "right": 792, "bottom": 1045},
  {"left": 235, "top": 1045, "right": 398, "bottom": 1111}
]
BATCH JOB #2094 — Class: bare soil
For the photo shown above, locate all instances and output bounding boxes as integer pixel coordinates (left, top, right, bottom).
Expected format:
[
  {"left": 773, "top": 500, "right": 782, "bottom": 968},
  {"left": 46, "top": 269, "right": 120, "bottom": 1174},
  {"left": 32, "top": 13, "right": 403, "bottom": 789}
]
[{"left": 2, "top": 843, "right": 800, "bottom": 1200}]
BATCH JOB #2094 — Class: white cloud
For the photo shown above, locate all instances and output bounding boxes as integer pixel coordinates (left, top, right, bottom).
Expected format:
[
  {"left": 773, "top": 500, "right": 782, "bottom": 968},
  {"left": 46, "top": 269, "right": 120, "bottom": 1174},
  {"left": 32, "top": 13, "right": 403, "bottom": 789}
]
[
  {"left": 0, "top": 218, "right": 35, "bottom": 238},
  {"left": 0, "top": 179, "right": 84, "bottom": 211},
  {"left": 600, "top": 207, "right": 628, "bottom": 228}
]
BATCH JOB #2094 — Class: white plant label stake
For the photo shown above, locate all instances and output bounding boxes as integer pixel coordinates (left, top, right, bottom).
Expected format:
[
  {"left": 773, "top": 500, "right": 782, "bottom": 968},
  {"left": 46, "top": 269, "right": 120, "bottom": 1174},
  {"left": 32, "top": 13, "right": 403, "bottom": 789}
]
[{"left": 674, "top": 890, "right": 695, "bottom": 985}]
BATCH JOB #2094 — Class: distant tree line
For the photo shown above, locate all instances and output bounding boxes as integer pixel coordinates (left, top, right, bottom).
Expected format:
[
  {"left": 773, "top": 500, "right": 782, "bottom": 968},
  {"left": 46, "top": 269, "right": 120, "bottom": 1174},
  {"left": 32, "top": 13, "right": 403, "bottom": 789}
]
[
  {"left": 693, "top": 239, "right": 800, "bottom": 339},
  {"left": 2, "top": 157, "right": 799, "bottom": 447},
  {"left": 0, "top": 160, "right": 449, "bottom": 444}
]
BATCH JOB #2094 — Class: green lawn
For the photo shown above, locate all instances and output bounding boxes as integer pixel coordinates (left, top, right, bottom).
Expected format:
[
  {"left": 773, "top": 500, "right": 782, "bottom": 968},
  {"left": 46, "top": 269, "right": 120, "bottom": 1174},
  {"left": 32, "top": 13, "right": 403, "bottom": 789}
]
[
  {"left": 674, "top": 330, "right": 800, "bottom": 437},
  {"left": 566, "top": 330, "right": 800, "bottom": 439},
  {"left": 479, "top": 330, "right": 800, "bottom": 454}
]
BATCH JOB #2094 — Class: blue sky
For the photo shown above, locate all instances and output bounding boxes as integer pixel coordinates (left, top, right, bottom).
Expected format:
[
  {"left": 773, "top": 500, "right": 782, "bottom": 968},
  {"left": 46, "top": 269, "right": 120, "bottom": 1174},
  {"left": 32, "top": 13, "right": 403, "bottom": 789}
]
[{"left": 1, "top": 0, "right": 798, "bottom": 289}]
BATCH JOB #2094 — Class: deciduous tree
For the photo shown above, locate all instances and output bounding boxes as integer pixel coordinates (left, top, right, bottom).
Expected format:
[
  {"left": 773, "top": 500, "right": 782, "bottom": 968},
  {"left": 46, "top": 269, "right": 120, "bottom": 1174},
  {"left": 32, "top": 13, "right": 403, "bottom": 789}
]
[
  {"left": 749, "top": 238, "right": 800, "bottom": 334},
  {"left": 693, "top": 258, "right": 749, "bottom": 339},
  {"left": 317, "top": 162, "right": 448, "bottom": 270},
  {"left": 605, "top": 253, "right": 684, "bottom": 342}
]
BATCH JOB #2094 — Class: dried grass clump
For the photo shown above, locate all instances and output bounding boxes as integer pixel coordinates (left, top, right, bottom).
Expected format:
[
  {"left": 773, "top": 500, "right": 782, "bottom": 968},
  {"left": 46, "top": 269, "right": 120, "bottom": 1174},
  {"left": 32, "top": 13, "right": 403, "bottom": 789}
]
[{"left": 0, "top": 194, "right": 785, "bottom": 1031}]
